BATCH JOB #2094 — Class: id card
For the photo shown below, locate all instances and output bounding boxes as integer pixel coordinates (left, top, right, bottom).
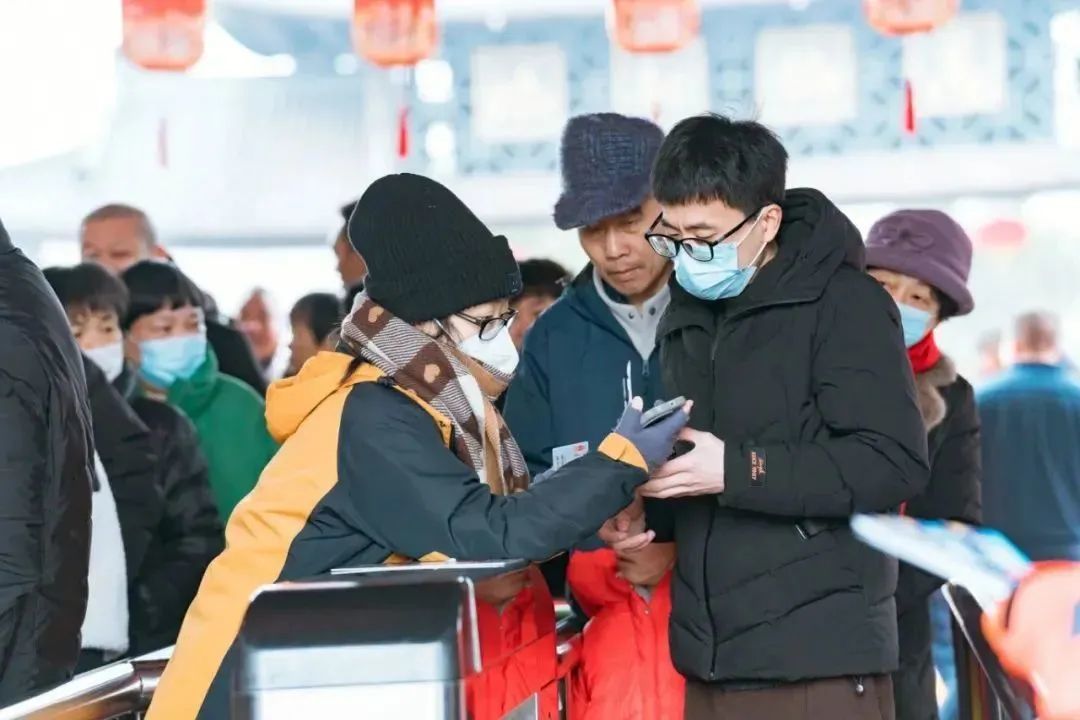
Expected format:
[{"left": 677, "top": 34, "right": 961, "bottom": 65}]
[{"left": 550, "top": 441, "right": 590, "bottom": 471}]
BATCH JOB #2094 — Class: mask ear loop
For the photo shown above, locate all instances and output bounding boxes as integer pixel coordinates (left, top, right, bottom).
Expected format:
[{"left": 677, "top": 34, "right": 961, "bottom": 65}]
[{"left": 740, "top": 208, "right": 772, "bottom": 272}]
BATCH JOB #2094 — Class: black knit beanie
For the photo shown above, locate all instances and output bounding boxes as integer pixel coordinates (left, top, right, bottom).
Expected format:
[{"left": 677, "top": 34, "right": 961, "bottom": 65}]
[{"left": 347, "top": 173, "right": 522, "bottom": 323}]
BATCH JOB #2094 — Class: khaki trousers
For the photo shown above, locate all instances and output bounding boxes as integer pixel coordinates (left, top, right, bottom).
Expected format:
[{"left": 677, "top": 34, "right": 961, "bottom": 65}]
[{"left": 685, "top": 675, "right": 896, "bottom": 720}]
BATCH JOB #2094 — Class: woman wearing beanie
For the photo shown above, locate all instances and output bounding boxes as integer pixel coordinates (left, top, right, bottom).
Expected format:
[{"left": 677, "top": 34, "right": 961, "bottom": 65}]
[
  {"left": 147, "top": 173, "right": 689, "bottom": 720},
  {"left": 865, "top": 209, "right": 982, "bottom": 720}
]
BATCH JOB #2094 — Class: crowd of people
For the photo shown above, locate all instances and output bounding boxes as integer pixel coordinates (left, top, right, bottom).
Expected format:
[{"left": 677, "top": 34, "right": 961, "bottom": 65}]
[{"left": 1, "top": 110, "right": 1078, "bottom": 720}]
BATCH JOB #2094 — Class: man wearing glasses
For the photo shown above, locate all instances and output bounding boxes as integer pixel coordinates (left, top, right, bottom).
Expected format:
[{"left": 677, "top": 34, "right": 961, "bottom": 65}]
[
  {"left": 603, "top": 114, "right": 930, "bottom": 719},
  {"left": 504, "top": 113, "right": 676, "bottom": 602}
]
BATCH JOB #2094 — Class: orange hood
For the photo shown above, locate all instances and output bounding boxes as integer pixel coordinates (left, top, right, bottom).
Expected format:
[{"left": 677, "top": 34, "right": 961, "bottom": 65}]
[{"left": 265, "top": 352, "right": 379, "bottom": 443}]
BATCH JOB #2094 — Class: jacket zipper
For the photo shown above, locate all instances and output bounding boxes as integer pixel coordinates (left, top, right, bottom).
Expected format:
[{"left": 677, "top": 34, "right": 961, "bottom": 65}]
[
  {"left": 703, "top": 512, "right": 719, "bottom": 680},
  {"left": 696, "top": 291, "right": 819, "bottom": 680},
  {"left": 703, "top": 313, "right": 727, "bottom": 680}
]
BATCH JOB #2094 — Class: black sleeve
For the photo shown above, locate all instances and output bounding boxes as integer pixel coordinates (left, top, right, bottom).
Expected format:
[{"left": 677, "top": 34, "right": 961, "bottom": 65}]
[
  {"left": 0, "top": 365, "right": 46, "bottom": 698},
  {"left": 644, "top": 498, "right": 682, "bottom": 543},
  {"left": 84, "top": 357, "right": 164, "bottom": 580},
  {"left": 337, "top": 383, "right": 647, "bottom": 562},
  {"left": 131, "top": 408, "right": 223, "bottom": 649},
  {"left": 721, "top": 274, "right": 930, "bottom": 517},
  {"left": 206, "top": 320, "right": 268, "bottom": 396},
  {"left": 896, "top": 380, "right": 981, "bottom": 616}
]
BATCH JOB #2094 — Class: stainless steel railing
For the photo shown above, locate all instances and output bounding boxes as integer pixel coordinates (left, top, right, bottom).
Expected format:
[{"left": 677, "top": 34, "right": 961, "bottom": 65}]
[
  {"left": 1, "top": 612, "right": 586, "bottom": 720},
  {"left": 943, "top": 584, "right": 1035, "bottom": 720},
  {"left": 0, "top": 648, "right": 171, "bottom": 720}
]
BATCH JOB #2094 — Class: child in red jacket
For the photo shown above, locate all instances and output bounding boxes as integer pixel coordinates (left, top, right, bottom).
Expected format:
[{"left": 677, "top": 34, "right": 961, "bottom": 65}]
[{"left": 567, "top": 543, "right": 684, "bottom": 720}]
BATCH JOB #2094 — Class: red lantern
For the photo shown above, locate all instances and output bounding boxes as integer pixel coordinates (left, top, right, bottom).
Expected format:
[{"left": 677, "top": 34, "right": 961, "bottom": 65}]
[
  {"left": 864, "top": 0, "right": 960, "bottom": 36},
  {"left": 352, "top": 0, "right": 438, "bottom": 68},
  {"left": 122, "top": 0, "right": 207, "bottom": 72},
  {"left": 975, "top": 219, "right": 1027, "bottom": 251},
  {"left": 612, "top": 0, "right": 700, "bottom": 54},
  {"left": 865, "top": 0, "right": 960, "bottom": 134}
]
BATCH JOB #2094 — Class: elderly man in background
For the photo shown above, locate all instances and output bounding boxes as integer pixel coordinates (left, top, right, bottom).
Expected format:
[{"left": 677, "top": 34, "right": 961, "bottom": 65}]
[{"left": 79, "top": 204, "right": 268, "bottom": 395}]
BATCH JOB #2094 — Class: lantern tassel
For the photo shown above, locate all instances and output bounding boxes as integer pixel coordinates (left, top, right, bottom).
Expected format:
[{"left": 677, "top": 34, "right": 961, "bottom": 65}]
[
  {"left": 903, "top": 78, "right": 916, "bottom": 135},
  {"left": 397, "top": 106, "right": 409, "bottom": 159}
]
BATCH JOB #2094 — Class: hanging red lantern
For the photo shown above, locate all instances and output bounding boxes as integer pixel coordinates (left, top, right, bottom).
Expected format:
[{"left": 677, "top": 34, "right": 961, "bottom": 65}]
[
  {"left": 612, "top": 0, "right": 700, "bottom": 54},
  {"left": 865, "top": 0, "right": 960, "bottom": 134},
  {"left": 353, "top": 1, "right": 437, "bottom": 163},
  {"left": 975, "top": 219, "right": 1027, "bottom": 252},
  {"left": 352, "top": 0, "right": 438, "bottom": 68},
  {"left": 122, "top": 0, "right": 207, "bottom": 72},
  {"left": 864, "top": 0, "right": 960, "bottom": 36}
]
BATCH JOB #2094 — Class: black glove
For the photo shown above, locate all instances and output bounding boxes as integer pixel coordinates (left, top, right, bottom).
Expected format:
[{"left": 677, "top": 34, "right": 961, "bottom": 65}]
[{"left": 614, "top": 398, "right": 691, "bottom": 470}]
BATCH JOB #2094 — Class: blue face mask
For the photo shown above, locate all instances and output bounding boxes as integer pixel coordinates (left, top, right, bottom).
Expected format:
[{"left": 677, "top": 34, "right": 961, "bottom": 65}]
[
  {"left": 673, "top": 213, "right": 767, "bottom": 301},
  {"left": 138, "top": 334, "right": 207, "bottom": 389},
  {"left": 898, "top": 303, "right": 933, "bottom": 347}
]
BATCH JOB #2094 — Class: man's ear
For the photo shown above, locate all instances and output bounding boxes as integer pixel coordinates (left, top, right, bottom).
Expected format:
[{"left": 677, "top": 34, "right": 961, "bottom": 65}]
[
  {"left": 150, "top": 244, "right": 172, "bottom": 262},
  {"left": 762, "top": 205, "right": 783, "bottom": 244}
]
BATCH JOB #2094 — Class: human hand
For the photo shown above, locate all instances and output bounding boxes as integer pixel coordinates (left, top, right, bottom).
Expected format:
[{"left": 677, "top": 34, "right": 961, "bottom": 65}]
[
  {"left": 640, "top": 428, "right": 726, "bottom": 499},
  {"left": 475, "top": 569, "right": 531, "bottom": 608},
  {"left": 616, "top": 542, "right": 675, "bottom": 586},
  {"left": 597, "top": 493, "right": 654, "bottom": 553},
  {"left": 613, "top": 397, "right": 694, "bottom": 470}
]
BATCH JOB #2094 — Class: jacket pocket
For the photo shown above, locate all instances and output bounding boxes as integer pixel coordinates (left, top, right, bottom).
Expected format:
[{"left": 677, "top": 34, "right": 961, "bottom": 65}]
[{"left": 706, "top": 518, "right": 859, "bottom": 639}]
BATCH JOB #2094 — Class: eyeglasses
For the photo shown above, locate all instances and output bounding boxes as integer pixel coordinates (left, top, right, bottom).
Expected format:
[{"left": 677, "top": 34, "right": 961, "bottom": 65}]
[
  {"left": 645, "top": 206, "right": 765, "bottom": 262},
  {"left": 455, "top": 309, "right": 518, "bottom": 341}
]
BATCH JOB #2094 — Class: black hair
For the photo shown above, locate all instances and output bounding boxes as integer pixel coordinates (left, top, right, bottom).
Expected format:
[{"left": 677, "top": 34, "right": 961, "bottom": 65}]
[
  {"left": 340, "top": 200, "right": 358, "bottom": 223},
  {"left": 42, "top": 263, "right": 129, "bottom": 319},
  {"left": 120, "top": 260, "right": 204, "bottom": 330},
  {"left": 515, "top": 258, "right": 570, "bottom": 302},
  {"left": 290, "top": 293, "right": 343, "bottom": 346},
  {"left": 932, "top": 288, "right": 959, "bottom": 323},
  {"left": 651, "top": 113, "right": 788, "bottom": 213}
]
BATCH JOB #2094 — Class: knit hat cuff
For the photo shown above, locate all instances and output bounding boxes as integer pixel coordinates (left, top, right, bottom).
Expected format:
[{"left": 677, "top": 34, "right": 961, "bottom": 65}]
[{"left": 365, "top": 234, "right": 522, "bottom": 323}]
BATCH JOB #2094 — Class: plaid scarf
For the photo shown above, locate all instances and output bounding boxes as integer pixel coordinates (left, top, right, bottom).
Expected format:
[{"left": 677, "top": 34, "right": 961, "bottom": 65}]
[{"left": 340, "top": 292, "right": 529, "bottom": 495}]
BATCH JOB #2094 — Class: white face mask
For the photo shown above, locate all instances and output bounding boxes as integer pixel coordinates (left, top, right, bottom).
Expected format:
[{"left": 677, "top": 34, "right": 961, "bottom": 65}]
[
  {"left": 84, "top": 341, "right": 126, "bottom": 382},
  {"left": 458, "top": 324, "right": 520, "bottom": 376}
]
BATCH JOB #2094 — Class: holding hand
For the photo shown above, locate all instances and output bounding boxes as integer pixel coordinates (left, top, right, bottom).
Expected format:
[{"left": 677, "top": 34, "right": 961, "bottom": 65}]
[
  {"left": 614, "top": 397, "right": 693, "bottom": 471},
  {"left": 597, "top": 492, "right": 654, "bottom": 552},
  {"left": 640, "top": 428, "right": 727, "bottom": 499}
]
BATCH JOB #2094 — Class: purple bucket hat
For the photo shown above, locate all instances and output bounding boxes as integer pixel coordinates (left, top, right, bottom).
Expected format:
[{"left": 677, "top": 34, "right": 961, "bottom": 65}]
[{"left": 865, "top": 209, "right": 975, "bottom": 316}]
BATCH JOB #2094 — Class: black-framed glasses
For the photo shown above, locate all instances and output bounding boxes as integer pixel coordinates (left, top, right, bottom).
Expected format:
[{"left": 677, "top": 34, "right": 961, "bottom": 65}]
[
  {"left": 645, "top": 206, "right": 765, "bottom": 262},
  {"left": 455, "top": 309, "right": 518, "bottom": 341}
]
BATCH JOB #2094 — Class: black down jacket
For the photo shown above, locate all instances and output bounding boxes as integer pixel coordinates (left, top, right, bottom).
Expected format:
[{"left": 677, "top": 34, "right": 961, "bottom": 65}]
[
  {"left": 82, "top": 357, "right": 163, "bottom": 584},
  {"left": 115, "top": 368, "right": 223, "bottom": 655},
  {"left": 893, "top": 356, "right": 981, "bottom": 720},
  {"left": 0, "top": 220, "right": 94, "bottom": 703},
  {"left": 656, "top": 189, "right": 930, "bottom": 685}
]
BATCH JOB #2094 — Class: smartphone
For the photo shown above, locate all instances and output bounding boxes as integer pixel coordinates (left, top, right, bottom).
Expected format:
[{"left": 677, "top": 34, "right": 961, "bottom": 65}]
[{"left": 640, "top": 396, "right": 687, "bottom": 428}]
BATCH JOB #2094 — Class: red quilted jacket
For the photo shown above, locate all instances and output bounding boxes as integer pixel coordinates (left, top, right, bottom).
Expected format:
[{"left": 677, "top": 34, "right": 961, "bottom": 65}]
[{"left": 567, "top": 549, "right": 684, "bottom": 720}]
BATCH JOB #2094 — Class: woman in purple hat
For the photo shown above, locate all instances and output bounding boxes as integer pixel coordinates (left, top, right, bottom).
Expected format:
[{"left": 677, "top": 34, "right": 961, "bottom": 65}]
[{"left": 866, "top": 209, "right": 982, "bottom": 720}]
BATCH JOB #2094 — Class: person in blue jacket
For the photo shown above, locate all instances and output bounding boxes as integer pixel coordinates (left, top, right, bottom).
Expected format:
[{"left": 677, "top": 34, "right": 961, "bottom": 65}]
[
  {"left": 503, "top": 113, "right": 673, "bottom": 597},
  {"left": 980, "top": 311, "right": 1080, "bottom": 562}
]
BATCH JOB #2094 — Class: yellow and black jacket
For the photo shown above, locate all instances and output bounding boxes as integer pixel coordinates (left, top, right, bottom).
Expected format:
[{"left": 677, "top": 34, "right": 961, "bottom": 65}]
[{"left": 147, "top": 351, "right": 647, "bottom": 719}]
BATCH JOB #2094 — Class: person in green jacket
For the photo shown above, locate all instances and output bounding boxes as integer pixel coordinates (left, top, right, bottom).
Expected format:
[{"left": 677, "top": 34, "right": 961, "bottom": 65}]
[{"left": 119, "top": 260, "right": 278, "bottom": 521}]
